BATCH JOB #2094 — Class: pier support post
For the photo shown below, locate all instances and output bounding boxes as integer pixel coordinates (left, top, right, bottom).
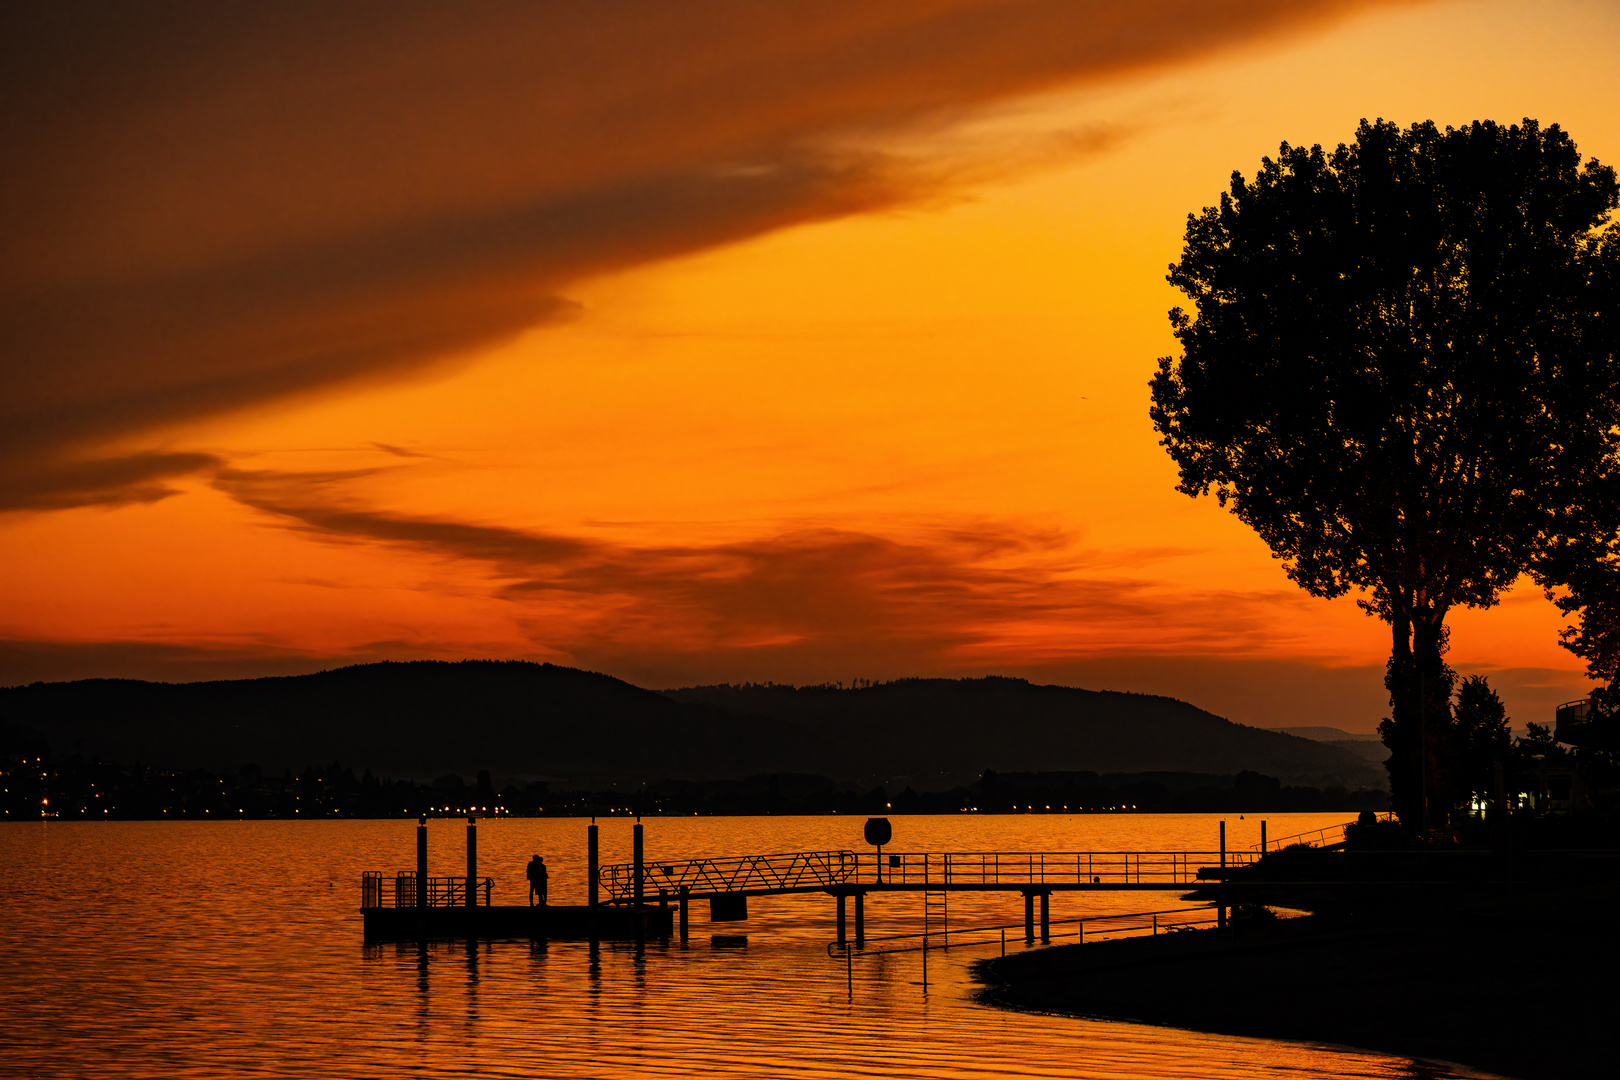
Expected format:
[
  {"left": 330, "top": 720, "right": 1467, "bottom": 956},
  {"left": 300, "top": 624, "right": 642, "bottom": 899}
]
[
  {"left": 836, "top": 893, "right": 847, "bottom": 944},
  {"left": 588, "top": 822, "right": 599, "bottom": 907},
  {"left": 854, "top": 890, "right": 865, "bottom": 944},
  {"left": 465, "top": 815, "right": 477, "bottom": 907},
  {"left": 679, "top": 887, "right": 690, "bottom": 944},
  {"left": 416, "top": 815, "right": 428, "bottom": 909},
  {"left": 633, "top": 819, "right": 645, "bottom": 942},
  {"left": 587, "top": 820, "right": 599, "bottom": 942},
  {"left": 1023, "top": 891, "right": 1034, "bottom": 943},
  {"left": 1260, "top": 819, "right": 1267, "bottom": 855},
  {"left": 1218, "top": 819, "right": 1227, "bottom": 932},
  {"left": 1039, "top": 892, "right": 1050, "bottom": 942}
]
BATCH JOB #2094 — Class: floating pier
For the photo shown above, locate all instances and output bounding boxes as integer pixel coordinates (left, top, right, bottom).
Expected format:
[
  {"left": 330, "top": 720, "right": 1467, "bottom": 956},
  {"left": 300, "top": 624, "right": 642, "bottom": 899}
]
[{"left": 360, "top": 815, "right": 672, "bottom": 942}]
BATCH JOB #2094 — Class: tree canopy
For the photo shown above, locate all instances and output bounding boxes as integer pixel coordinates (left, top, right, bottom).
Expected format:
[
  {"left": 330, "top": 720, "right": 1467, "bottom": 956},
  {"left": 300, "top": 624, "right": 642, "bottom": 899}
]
[{"left": 1150, "top": 118, "right": 1620, "bottom": 828}]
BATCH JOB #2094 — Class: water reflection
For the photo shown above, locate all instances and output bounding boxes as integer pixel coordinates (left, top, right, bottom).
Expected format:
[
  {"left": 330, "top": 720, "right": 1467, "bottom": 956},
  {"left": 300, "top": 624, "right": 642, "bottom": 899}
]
[{"left": 0, "top": 818, "right": 1485, "bottom": 1080}]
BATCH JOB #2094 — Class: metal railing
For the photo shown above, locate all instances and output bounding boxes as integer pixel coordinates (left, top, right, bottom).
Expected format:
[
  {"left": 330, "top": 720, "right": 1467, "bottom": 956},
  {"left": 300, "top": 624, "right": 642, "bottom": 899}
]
[
  {"left": 827, "top": 903, "right": 1222, "bottom": 958},
  {"left": 362, "top": 871, "right": 493, "bottom": 909},
  {"left": 847, "top": 850, "right": 1251, "bottom": 887},
  {"left": 1252, "top": 812, "right": 1397, "bottom": 853},
  {"left": 599, "top": 850, "right": 856, "bottom": 903},
  {"left": 599, "top": 849, "right": 1252, "bottom": 901}
]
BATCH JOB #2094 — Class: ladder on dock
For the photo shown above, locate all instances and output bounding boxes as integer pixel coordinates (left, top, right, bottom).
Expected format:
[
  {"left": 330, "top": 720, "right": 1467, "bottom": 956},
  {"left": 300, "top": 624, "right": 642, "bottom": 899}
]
[{"left": 923, "top": 889, "right": 948, "bottom": 949}]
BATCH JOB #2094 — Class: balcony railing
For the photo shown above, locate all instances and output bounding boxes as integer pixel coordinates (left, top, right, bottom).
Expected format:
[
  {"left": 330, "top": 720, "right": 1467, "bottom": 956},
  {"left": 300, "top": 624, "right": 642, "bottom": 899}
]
[{"left": 1556, "top": 698, "right": 1592, "bottom": 744}]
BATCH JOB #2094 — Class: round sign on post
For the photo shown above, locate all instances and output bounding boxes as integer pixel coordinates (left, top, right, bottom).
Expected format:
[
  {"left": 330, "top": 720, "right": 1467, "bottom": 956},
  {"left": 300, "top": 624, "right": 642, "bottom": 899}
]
[
  {"left": 863, "top": 818, "right": 892, "bottom": 847},
  {"left": 865, "top": 817, "right": 891, "bottom": 882}
]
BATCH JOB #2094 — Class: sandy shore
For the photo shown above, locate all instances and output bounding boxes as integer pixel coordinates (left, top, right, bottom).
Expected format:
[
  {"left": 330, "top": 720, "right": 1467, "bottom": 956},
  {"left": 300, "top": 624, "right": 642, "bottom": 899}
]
[{"left": 975, "top": 892, "right": 1618, "bottom": 1080}]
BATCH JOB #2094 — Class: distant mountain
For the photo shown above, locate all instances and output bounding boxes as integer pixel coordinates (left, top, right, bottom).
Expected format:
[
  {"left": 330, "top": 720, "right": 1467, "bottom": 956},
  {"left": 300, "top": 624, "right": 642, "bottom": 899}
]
[
  {"left": 666, "top": 677, "right": 1387, "bottom": 791},
  {"left": 1, "top": 663, "right": 1388, "bottom": 792},
  {"left": 1261, "top": 727, "right": 1389, "bottom": 769},
  {"left": 0, "top": 660, "right": 824, "bottom": 786},
  {"left": 1265, "top": 726, "right": 1381, "bottom": 743}
]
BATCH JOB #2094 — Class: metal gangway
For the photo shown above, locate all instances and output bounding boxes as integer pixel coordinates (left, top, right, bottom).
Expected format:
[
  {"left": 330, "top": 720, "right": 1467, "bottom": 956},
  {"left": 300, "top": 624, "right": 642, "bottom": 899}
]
[
  {"left": 597, "top": 848, "right": 1254, "bottom": 903},
  {"left": 598, "top": 850, "right": 857, "bottom": 903}
]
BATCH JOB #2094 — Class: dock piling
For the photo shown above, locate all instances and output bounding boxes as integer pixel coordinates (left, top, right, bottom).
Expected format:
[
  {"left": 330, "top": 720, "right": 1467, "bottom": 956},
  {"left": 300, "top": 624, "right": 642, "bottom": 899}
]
[
  {"left": 633, "top": 819, "right": 645, "bottom": 942},
  {"left": 1218, "top": 820, "right": 1227, "bottom": 931},
  {"left": 854, "top": 891, "right": 865, "bottom": 944},
  {"left": 679, "top": 887, "right": 690, "bottom": 944},
  {"left": 836, "top": 893, "right": 847, "bottom": 944},
  {"left": 465, "top": 815, "right": 477, "bottom": 908},
  {"left": 587, "top": 819, "right": 599, "bottom": 942},
  {"left": 587, "top": 821, "right": 599, "bottom": 907},
  {"left": 1023, "top": 891, "right": 1034, "bottom": 943},
  {"left": 416, "top": 815, "right": 428, "bottom": 909},
  {"left": 1039, "top": 892, "right": 1050, "bottom": 942}
]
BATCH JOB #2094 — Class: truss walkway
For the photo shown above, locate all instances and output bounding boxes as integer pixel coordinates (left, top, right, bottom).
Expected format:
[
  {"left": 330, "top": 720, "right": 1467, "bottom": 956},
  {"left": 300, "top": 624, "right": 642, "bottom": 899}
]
[{"left": 598, "top": 848, "right": 1256, "bottom": 903}]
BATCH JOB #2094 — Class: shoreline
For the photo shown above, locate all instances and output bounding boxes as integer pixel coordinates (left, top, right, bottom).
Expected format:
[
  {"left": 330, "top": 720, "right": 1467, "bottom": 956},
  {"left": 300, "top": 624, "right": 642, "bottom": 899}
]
[{"left": 974, "top": 895, "right": 1617, "bottom": 1080}]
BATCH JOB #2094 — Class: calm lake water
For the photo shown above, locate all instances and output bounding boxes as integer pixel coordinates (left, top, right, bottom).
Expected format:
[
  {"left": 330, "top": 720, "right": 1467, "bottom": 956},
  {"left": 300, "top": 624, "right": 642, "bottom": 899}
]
[{"left": 0, "top": 814, "right": 1487, "bottom": 1079}]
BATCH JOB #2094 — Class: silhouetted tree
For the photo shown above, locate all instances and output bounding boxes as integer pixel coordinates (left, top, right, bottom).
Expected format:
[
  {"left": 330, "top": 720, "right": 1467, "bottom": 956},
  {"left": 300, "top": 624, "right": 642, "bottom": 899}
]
[
  {"left": 1451, "top": 675, "right": 1511, "bottom": 806},
  {"left": 1151, "top": 118, "right": 1620, "bottom": 830},
  {"left": 1531, "top": 229, "right": 1620, "bottom": 726}
]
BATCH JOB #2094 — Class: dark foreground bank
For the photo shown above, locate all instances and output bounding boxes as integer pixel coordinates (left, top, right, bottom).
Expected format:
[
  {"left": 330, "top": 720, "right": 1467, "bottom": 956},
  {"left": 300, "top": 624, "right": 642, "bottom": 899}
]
[{"left": 976, "top": 888, "right": 1619, "bottom": 1080}]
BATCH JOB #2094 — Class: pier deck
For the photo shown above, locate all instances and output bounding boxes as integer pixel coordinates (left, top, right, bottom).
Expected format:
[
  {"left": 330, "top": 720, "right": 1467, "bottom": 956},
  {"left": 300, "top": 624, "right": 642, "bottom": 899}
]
[
  {"left": 362, "top": 903, "right": 673, "bottom": 942},
  {"left": 360, "top": 816, "right": 1285, "bottom": 945}
]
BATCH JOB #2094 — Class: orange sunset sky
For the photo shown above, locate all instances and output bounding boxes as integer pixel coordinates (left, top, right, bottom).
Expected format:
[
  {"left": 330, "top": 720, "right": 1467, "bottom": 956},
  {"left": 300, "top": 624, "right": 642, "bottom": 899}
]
[{"left": 4, "top": 0, "right": 1618, "bottom": 732}]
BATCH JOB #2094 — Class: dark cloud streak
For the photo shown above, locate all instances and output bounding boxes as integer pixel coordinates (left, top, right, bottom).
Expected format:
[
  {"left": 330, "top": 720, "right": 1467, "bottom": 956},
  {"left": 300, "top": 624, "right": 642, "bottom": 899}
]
[
  {"left": 0, "top": 451, "right": 223, "bottom": 512},
  {"left": 2, "top": 0, "right": 1416, "bottom": 507}
]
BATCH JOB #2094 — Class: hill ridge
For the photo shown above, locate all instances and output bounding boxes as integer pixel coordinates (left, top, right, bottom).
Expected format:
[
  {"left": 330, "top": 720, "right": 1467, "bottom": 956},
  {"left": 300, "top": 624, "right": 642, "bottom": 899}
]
[{"left": 2, "top": 660, "right": 1385, "bottom": 790}]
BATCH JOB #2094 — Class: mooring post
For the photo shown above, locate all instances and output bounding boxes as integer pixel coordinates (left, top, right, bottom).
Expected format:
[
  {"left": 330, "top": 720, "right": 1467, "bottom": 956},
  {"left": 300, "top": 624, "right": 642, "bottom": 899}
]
[
  {"left": 587, "top": 818, "right": 599, "bottom": 942},
  {"left": 416, "top": 815, "right": 429, "bottom": 909},
  {"left": 587, "top": 820, "right": 600, "bottom": 908},
  {"left": 679, "top": 887, "right": 690, "bottom": 944},
  {"left": 465, "top": 814, "right": 477, "bottom": 908},
  {"left": 633, "top": 817, "right": 645, "bottom": 941},
  {"left": 1218, "top": 820, "right": 1227, "bottom": 931},
  {"left": 854, "top": 890, "right": 865, "bottom": 944},
  {"left": 1039, "top": 892, "right": 1050, "bottom": 942},
  {"left": 1260, "top": 819, "right": 1267, "bottom": 854},
  {"left": 836, "top": 892, "right": 847, "bottom": 944},
  {"left": 1023, "top": 891, "right": 1034, "bottom": 943},
  {"left": 632, "top": 818, "right": 644, "bottom": 905}
]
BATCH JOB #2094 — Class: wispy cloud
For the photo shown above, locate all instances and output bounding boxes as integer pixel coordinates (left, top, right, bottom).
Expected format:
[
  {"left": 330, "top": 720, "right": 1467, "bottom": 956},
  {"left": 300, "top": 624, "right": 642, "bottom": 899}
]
[{"left": 210, "top": 465, "right": 1329, "bottom": 685}]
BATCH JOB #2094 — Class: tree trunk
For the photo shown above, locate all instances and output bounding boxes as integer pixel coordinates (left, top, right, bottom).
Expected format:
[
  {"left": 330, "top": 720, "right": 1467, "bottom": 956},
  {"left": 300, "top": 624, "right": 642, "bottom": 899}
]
[{"left": 1380, "top": 602, "right": 1456, "bottom": 832}]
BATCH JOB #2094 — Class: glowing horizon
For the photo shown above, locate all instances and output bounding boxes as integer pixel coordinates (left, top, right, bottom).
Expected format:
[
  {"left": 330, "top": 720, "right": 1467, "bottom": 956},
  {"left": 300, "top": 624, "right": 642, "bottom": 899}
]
[{"left": 3, "top": 0, "right": 1617, "bottom": 731}]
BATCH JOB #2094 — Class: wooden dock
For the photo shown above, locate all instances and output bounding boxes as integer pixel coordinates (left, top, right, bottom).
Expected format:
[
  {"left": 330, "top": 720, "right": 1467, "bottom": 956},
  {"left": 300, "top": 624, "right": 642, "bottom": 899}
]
[
  {"left": 359, "top": 815, "right": 1263, "bottom": 944},
  {"left": 362, "top": 903, "right": 673, "bottom": 942}
]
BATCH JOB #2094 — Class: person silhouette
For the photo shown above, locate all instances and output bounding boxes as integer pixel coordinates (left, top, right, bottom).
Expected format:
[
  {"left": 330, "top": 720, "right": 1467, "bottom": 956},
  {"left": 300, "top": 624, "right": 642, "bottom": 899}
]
[{"left": 526, "top": 854, "right": 548, "bottom": 907}]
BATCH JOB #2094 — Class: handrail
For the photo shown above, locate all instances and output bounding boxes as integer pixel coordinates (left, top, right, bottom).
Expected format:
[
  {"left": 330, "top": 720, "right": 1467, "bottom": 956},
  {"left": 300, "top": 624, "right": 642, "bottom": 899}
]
[
  {"left": 361, "top": 871, "right": 494, "bottom": 909},
  {"left": 846, "top": 850, "right": 1250, "bottom": 888},
  {"left": 827, "top": 903, "right": 1222, "bottom": 958},
  {"left": 1252, "top": 812, "right": 1397, "bottom": 853}
]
